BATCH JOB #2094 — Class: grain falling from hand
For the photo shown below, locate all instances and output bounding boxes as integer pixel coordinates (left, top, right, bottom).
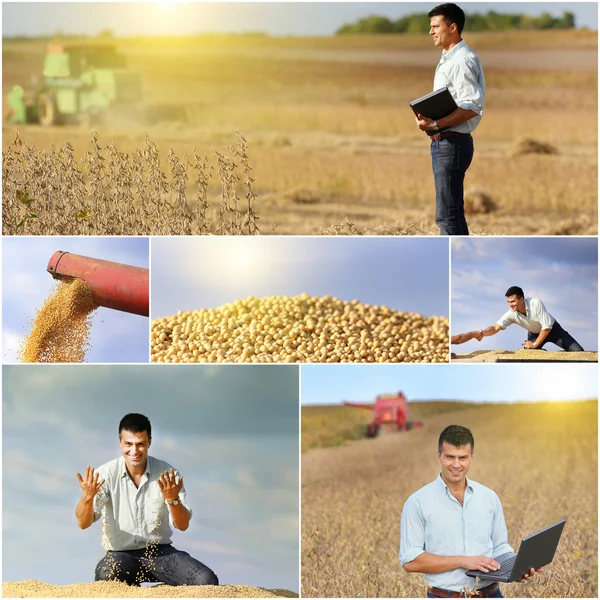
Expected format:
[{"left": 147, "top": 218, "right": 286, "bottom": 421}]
[{"left": 18, "top": 277, "right": 98, "bottom": 363}]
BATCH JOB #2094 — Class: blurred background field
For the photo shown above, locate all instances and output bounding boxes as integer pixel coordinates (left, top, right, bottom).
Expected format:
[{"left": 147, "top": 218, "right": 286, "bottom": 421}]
[{"left": 3, "top": 13, "right": 597, "bottom": 234}]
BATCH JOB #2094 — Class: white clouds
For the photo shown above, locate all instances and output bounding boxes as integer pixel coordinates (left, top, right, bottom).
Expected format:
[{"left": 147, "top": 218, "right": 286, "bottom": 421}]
[
  {"left": 2, "top": 328, "right": 21, "bottom": 363},
  {"left": 4, "top": 449, "right": 74, "bottom": 494},
  {"left": 236, "top": 467, "right": 259, "bottom": 487},
  {"left": 185, "top": 540, "right": 244, "bottom": 557},
  {"left": 262, "top": 514, "right": 299, "bottom": 543}
]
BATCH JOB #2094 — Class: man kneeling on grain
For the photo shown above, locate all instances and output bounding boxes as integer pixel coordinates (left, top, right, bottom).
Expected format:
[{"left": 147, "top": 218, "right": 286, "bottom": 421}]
[
  {"left": 76, "top": 413, "right": 219, "bottom": 586},
  {"left": 477, "top": 286, "right": 584, "bottom": 352},
  {"left": 400, "top": 425, "right": 542, "bottom": 598}
]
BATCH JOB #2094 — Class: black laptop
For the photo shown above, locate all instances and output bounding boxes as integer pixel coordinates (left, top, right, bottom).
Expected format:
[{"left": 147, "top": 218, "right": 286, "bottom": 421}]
[
  {"left": 409, "top": 87, "right": 458, "bottom": 136},
  {"left": 466, "top": 520, "right": 566, "bottom": 582}
]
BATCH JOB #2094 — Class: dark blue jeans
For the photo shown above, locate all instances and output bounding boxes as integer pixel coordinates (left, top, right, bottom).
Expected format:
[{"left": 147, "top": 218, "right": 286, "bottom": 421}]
[
  {"left": 527, "top": 321, "right": 584, "bottom": 352},
  {"left": 431, "top": 134, "right": 474, "bottom": 236},
  {"left": 95, "top": 544, "right": 218, "bottom": 586}
]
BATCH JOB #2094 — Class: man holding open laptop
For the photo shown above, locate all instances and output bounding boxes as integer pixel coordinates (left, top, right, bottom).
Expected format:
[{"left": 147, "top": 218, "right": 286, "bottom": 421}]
[
  {"left": 400, "top": 425, "right": 545, "bottom": 598},
  {"left": 415, "top": 3, "right": 485, "bottom": 236}
]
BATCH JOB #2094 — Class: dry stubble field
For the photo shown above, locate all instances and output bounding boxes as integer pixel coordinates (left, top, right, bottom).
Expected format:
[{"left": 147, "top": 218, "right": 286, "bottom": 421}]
[
  {"left": 301, "top": 400, "right": 597, "bottom": 597},
  {"left": 2, "top": 30, "right": 597, "bottom": 234}
]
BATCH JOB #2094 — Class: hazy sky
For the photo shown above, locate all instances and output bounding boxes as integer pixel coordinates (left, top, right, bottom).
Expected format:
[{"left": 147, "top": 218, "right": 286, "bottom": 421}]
[
  {"left": 301, "top": 363, "right": 598, "bottom": 404},
  {"left": 2, "top": 237, "right": 149, "bottom": 363},
  {"left": 3, "top": 2, "right": 596, "bottom": 37},
  {"left": 3, "top": 365, "right": 299, "bottom": 591},
  {"left": 451, "top": 238, "right": 598, "bottom": 352},
  {"left": 151, "top": 237, "right": 449, "bottom": 319}
]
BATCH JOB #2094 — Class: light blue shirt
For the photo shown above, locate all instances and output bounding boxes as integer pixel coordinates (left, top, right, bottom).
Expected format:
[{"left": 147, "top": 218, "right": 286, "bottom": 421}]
[
  {"left": 433, "top": 40, "right": 485, "bottom": 134},
  {"left": 400, "top": 474, "right": 513, "bottom": 592},
  {"left": 92, "top": 456, "right": 192, "bottom": 551}
]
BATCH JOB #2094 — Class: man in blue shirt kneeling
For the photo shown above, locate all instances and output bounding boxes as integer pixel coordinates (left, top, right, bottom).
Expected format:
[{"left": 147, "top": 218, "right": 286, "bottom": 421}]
[{"left": 400, "top": 425, "right": 541, "bottom": 598}]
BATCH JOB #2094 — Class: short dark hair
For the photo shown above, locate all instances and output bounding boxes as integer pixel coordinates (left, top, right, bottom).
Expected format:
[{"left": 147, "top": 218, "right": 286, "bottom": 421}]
[
  {"left": 505, "top": 286, "right": 524, "bottom": 299},
  {"left": 438, "top": 425, "right": 474, "bottom": 453},
  {"left": 119, "top": 413, "right": 151, "bottom": 439},
  {"left": 428, "top": 3, "right": 466, "bottom": 34}
]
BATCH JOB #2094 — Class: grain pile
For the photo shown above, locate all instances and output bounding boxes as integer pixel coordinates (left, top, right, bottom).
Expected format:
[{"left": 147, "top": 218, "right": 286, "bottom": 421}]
[
  {"left": 151, "top": 293, "right": 449, "bottom": 363},
  {"left": 453, "top": 349, "right": 598, "bottom": 363},
  {"left": 18, "top": 277, "right": 98, "bottom": 363},
  {"left": 2, "top": 581, "right": 297, "bottom": 598}
]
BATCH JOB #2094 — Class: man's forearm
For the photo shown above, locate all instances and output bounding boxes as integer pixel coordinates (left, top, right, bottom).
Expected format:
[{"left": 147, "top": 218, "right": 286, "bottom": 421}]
[
  {"left": 438, "top": 108, "right": 478, "bottom": 129},
  {"left": 451, "top": 330, "right": 482, "bottom": 345},
  {"left": 483, "top": 325, "right": 500, "bottom": 337},
  {"left": 76, "top": 497, "right": 94, "bottom": 529},
  {"left": 169, "top": 502, "right": 191, "bottom": 531},
  {"left": 532, "top": 328, "right": 551, "bottom": 348},
  {"left": 404, "top": 552, "right": 466, "bottom": 574}
]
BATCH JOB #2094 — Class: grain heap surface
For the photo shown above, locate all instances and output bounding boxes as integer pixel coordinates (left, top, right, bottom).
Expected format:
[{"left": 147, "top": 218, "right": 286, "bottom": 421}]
[
  {"left": 453, "top": 349, "right": 598, "bottom": 363},
  {"left": 2, "top": 581, "right": 297, "bottom": 598},
  {"left": 18, "top": 277, "right": 98, "bottom": 363},
  {"left": 151, "top": 293, "right": 449, "bottom": 363}
]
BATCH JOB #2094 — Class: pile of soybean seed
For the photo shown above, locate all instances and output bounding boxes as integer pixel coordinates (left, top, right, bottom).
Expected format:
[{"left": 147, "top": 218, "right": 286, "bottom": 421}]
[{"left": 151, "top": 293, "right": 449, "bottom": 363}]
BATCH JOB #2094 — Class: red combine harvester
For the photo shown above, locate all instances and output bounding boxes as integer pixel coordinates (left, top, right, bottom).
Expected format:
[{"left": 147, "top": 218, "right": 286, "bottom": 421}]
[{"left": 343, "top": 392, "right": 424, "bottom": 438}]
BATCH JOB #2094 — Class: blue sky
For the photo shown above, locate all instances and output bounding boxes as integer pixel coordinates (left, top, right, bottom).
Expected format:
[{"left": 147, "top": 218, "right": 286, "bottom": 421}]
[
  {"left": 2, "top": 237, "right": 149, "bottom": 363},
  {"left": 2, "top": 365, "right": 299, "bottom": 591},
  {"left": 151, "top": 237, "right": 449, "bottom": 319},
  {"left": 301, "top": 363, "right": 598, "bottom": 405},
  {"left": 3, "top": 3, "right": 596, "bottom": 36},
  {"left": 451, "top": 238, "right": 598, "bottom": 352}
]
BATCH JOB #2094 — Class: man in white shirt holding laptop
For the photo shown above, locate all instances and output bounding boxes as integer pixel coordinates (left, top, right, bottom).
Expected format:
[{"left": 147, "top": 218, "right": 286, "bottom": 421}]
[
  {"left": 76, "top": 413, "right": 219, "bottom": 587},
  {"left": 400, "top": 425, "right": 541, "bottom": 598},
  {"left": 415, "top": 3, "right": 485, "bottom": 236},
  {"left": 478, "top": 286, "right": 584, "bottom": 352}
]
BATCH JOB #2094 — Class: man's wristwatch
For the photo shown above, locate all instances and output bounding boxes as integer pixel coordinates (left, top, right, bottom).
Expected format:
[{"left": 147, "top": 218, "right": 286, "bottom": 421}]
[
  {"left": 433, "top": 120, "right": 439, "bottom": 131},
  {"left": 167, "top": 497, "right": 180, "bottom": 506}
]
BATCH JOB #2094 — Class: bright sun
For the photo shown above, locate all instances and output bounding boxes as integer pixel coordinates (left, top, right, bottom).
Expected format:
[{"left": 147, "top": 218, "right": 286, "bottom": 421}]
[{"left": 154, "top": 1, "right": 177, "bottom": 14}]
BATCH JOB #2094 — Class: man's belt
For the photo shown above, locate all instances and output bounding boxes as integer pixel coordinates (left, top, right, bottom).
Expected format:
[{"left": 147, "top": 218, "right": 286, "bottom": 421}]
[
  {"left": 427, "top": 582, "right": 499, "bottom": 598},
  {"left": 430, "top": 131, "right": 469, "bottom": 142}
]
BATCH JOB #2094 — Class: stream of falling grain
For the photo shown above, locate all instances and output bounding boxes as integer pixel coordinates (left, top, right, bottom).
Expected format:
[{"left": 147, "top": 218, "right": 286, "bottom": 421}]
[{"left": 18, "top": 277, "right": 98, "bottom": 363}]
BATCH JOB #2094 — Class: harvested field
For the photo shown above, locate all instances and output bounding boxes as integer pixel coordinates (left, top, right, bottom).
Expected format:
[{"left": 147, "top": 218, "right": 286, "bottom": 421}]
[
  {"left": 2, "top": 581, "right": 298, "bottom": 598},
  {"left": 3, "top": 30, "right": 596, "bottom": 235},
  {"left": 151, "top": 293, "right": 449, "bottom": 363},
  {"left": 301, "top": 400, "right": 598, "bottom": 598},
  {"left": 453, "top": 349, "right": 598, "bottom": 363}
]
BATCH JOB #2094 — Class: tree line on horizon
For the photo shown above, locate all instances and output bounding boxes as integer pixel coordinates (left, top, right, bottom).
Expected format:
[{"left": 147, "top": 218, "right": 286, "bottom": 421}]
[{"left": 336, "top": 10, "right": 576, "bottom": 35}]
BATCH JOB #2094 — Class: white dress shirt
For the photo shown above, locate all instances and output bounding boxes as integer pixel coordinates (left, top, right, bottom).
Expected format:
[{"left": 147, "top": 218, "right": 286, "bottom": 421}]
[
  {"left": 400, "top": 474, "right": 513, "bottom": 592},
  {"left": 433, "top": 40, "right": 486, "bottom": 134},
  {"left": 92, "top": 456, "right": 191, "bottom": 551},
  {"left": 496, "top": 298, "right": 555, "bottom": 333}
]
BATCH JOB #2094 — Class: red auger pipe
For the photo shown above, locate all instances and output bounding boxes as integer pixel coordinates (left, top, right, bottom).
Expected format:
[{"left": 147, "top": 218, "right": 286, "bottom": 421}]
[{"left": 47, "top": 251, "right": 149, "bottom": 317}]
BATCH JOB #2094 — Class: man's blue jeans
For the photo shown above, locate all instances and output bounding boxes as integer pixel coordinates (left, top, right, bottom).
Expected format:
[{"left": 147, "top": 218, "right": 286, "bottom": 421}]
[
  {"left": 431, "top": 134, "right": 474, "bottom": 236},
  {"left": 95, "top": 544, "right": 218, "bottom": 586},
  {"left": 527, "top": 321, "right": 584, "bottom": 352}
]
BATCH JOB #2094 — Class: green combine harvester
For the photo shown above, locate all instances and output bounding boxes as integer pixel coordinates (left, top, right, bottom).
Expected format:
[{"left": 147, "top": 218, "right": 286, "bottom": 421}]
[{"left": 8, "top": 41, "right": 142, "bottom": 126}]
